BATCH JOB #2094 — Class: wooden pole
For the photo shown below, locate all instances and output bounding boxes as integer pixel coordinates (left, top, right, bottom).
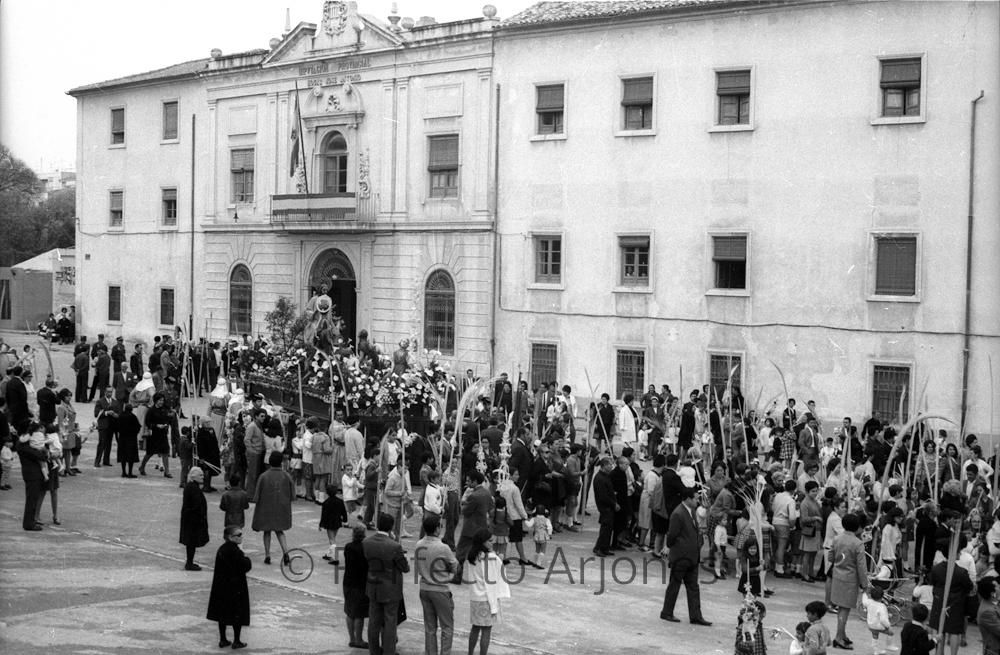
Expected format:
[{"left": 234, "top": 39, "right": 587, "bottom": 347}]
[{"left": 935, "top": 525, "right": 962, "bottom": 655}]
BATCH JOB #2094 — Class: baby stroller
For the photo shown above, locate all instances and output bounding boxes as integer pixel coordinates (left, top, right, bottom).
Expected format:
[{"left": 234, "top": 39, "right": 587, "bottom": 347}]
[{"left": 855, "top": 551, "right": 911, "bottom": 626}]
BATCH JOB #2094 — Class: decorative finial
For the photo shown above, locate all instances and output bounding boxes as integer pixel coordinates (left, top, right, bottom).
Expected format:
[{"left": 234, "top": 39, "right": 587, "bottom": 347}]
[
  {"left": 284, "top": 8, "right": 291, "bottom": 35},
  {"left": 483, "top": 5, "right": 497, "bottom": 19},
  {"left": 387, "top": 2, "right": 401, "bottom": 31}
]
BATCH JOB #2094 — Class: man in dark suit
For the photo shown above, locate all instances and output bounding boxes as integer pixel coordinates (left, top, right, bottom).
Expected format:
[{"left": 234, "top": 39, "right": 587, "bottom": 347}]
[
  {"left": 661, "top": 486, "right": 712, "bottom": 626},
  {"left": 457, "top": 470, "right": 493, "bottom": 562},
  {"left": 4, "top": 366, "right": 30, "bottom": 429},
  {"left": 129, "top": 343, "right": 144, "bottom": 379},
  {"left": 17, "top": 430, "right": 48, "bottom": 530},
  {"left": 482, "top": 418, "right": 503, "bottom": 453},
  {"left": 110, "top": 336, "right": 127, "bottom": 371},
  {"left": 661, "top": 453, "right": 686, "bottom": 521},
  {"left": 89, "top": 348, "right": 112, "bottom": 402},
  {"left": 508, "top": 428, "right": 533, "bottom": 492},
  {"left": 592, "top": 456, "right": 617, "bottom": 556},
  {"left": 93, "top": 387, "right": 120, "bottom": 467},
  {"left": 36, "top": 377, "right": 59, "bottom": 428},
  {"left": 678, "top": 391, "right": 698, "bottom": 451},
  {"left": 363, "top": 512, "right": 410, "bottom": 655}
]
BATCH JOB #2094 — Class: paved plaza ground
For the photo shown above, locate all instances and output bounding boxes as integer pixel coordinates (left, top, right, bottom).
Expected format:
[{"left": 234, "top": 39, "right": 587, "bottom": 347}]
[{"left": 0, "top": 330, "right": 987, "bottom": 654}]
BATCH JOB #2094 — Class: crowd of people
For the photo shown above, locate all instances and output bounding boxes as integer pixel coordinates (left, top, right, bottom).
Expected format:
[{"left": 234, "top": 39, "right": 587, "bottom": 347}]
[{"left": 4, "top": 331, "right": 1000, "bottom": 655}]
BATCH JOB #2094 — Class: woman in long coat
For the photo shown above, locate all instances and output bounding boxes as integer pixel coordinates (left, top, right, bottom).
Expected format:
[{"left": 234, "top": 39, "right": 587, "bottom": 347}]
[
  {"left": 55, "top": 388, "right": 78, "bottom": 474},
  {"left": 180, "top": 467, "right": 209, "bottom": 570},
  {"left": 310, "top": 420, "right": 334, "bottom": 503},
  {"left": 206, "top": 377, "right": 230, "bottom": 448},
  {"left": 829, "top": 512, "right": 868, "bottom": 649},
  {"left": 341, "top": 525, "right": 369, "bottom": 649},
  {"left": 252, "top": 451, "right": 295, "bottom": 565},
  {"left": 930, "top": 553, "right": 973, "bottom": 655},
  {"left": 139, "top": 393, "right": 172, "bottom": 477},
  {"left": 129, "top": 372, "right": 155, "bottom": 438},
  {"left": 116, "top": 403, "right": 141, "bottom": 477},
  {"left": 207, "top": 525, "right": 252, "bottom": 649}
]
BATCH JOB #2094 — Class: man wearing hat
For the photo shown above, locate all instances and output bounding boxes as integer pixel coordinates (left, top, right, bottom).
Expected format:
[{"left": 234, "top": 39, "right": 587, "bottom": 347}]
[{"left": 88, "top": 344, "right": 113, "bottom": 402}]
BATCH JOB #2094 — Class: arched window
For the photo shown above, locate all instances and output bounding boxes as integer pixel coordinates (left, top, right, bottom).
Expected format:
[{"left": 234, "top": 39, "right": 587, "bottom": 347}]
[
  {"left": 423, "top": 270, "right": 455, "bottom": 354},
  {"left": 322, "top": 131, "right": 348, "bottom": 193},
  {"left": 229, "top": 264, "right": 252, "bottom": 335}
]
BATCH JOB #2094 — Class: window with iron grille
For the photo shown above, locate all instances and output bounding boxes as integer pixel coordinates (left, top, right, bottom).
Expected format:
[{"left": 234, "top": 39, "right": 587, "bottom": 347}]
[
  {"left": 620, "top": 236, "right": 650, "bottom": 286},
  {"left": 230, "top": 148, "right": 255, "bottom": 203},
  {"left": 428, "top": 135, "right": 459, "bottom": 198},
  {"left": 229, "top": 265, "right": 252, "bottom": 335},
  {"left": 880, "top": 58, "right": 921, "bottom": 117},
  {"left": 162, "top": 188, "right": 177, "bottom": 226},
  {"left": 616, "top": 349, "right": 645, "bottom": 401},
  {"left": 108, "top": 286, "right": 121, "bottom": 322},
  {"left": 530, "top": 344, "right": 558, "bottom": 391},
  {"left": 536, "top": 84, "right": 565, "bottom": 135},
  {"left": 535, "top": 236, "right": 562, "bottom": 283},
  {"left": 111, "top": 108, "right": 125, "bottom": 144},
  {"left": 874, "top": 235, "right": 917, "bottom": 296},
  {"left": 872, "top": 365, "right": 910, "bottom": 422},
  {"left": 162, "top": 101, "right": 178, "bottom": 140},
  {"left": 109, "top": 191, "right": 124, "bottom": 227},
  {"left": 712, "top": 235, "right": 747, "bottom": 289},
  {"left": 622, "top": 77, "right": 653, "bottom": 130},
  {"left": 159, "top": 288, "right": 175, "bottom": 327},
  {"left": 0, "top": 280, "right": 11, "bottom": 320},
  {"left": 716, "top": 70, "right": 750, "bottom": 126},
  {"left": 709, "top": 353, "right": 742, "bottom": 405},
  {"left": 424, "top": 270, "right": 455, "bottom": 354}
]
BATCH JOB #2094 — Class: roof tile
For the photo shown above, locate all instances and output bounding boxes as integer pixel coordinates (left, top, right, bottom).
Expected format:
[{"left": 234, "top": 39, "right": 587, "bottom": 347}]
[{"left": 502, "top": 0, "right": 757, "bottom": 27}]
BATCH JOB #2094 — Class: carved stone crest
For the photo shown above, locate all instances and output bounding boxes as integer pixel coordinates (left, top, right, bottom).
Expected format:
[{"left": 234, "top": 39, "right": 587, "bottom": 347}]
[
  {"left": 357, "top": 151, "right": 370, "bottom": 199},
  {"left": 322, "top": 1, "right": 348, "bottom": 36}
]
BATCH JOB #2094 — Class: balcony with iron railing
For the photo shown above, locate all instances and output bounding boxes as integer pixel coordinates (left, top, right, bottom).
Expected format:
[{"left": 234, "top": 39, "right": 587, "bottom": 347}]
[{"left": 269, "top": 192, "right": 378, "bottom": 229}]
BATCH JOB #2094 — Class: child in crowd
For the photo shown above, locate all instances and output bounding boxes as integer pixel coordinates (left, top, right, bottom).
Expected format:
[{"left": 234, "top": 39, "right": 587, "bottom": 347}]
[
  {"left": 178, "top": 426, "right": 194, "bottom": 489},
  {"left": 911, "top": 570, "right": 933, "bottom": 609},
  {"left": 898, "top": 603, "right": 934, "bottom": 655},
  {"left": 862, "top": 586, "right": 893, "bottom": 654},
  {"left": 319, "top": 483, "right": 348, "bottom": 565},
  {"left": 219, "top": 472, "right": 250, "bottom": 528},
  {"left": 341, "top": 463, "right": 362, "bottom": 514},
  {"left": 734, "top": 599, "right": 767, "bottom": 655},
  {"left": 789, "top": 621, "right": 812, "bottom": 655},
  {"left": 819, "top": 438, "right": 839, "bottom": 469},
  {"left": 19, "top": 423, "right": 60, "bottom": 481},
  {"left": 0, "top": 437, "right": 14, "bottom": 489},
  {"left": 803, "top": 601, "right": 831, "bottom": 655},
  {"left": 738, "top": 537, "right": 763, "bottom": 597},
  {"left": 528, "top": 505, "right": 552, "bottom": 568},
  {"left": 492, "top": 495, "right": 510, "bottom": 564}
]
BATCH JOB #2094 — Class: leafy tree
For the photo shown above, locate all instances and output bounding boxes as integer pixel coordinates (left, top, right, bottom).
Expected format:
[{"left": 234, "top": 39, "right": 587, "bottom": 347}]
[
  {"left": 264, "top": 297, "right": 306, "bottom": 351},
  {"left": 0, "top": 144, "right": 74, "bottom": 266},
  {"left": 0, "top": 144, "right": 40, "bottom": 196}
]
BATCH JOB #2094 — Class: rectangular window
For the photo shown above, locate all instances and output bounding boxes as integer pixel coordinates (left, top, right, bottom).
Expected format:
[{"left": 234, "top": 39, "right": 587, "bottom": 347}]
[
  {"left": 712, "top": 235, "right": 747, "bottom": 289},
  {"left": 530, "top": 343, "right": 558, "bottom": 392},
  {"left": 110, "top": 108, "right": 125, "bottom": 144},
  {"left": 616, "top": 349, "right": 645, "bottom": 401},
  {"left": 0, "top": 279, "right": 10, "bottom": 320},
  {"left": 619, "top": 236, "right": 650, "bottom": 286},
  {"left": 534, "top": 236, "right": 562, "bottom": 283},
  {"left": 162, "top": 101, "right": 178, "bottom": 140},
  {"left": 872, "top": 364, "right": 910, "bottom": 422},
  {"left": 536, "top": 84, "right": 565, "bottom": 135},
  {"left": 162, "top": 188, "right": 177, "bottom": 226},
  {"left": 109, "top": 191, "right": 124, "bottom": 227},
  {"left": 881, "top": 58, "right": 921, "bottom": 117},
  {"left": 108, "top": 286, "right": 121, "bottom": 322},
  {"left": 709, "top": 353, "right": 742, "bottom": 405},
  {"left": 622, "top": 77, "right": 653, "bottom": 130},
  {"left": 230, "top": 148, "right": 255, "bottom": 203},
  {"left": 159, "top": 288, "right": 175, "bottom": 327},
  {"left": 428, "top": 135, "right": 459, "bottom": 198},
  {"left": 716, "top": 70, "right": 751, "bottom": 125},
  {"left": 874, "top": 236, "right": 917, "bottom": 296}
]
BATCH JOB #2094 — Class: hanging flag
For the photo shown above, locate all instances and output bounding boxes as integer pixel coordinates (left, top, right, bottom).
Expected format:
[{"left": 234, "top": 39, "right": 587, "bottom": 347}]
[{"left": 290, "top": 126, "right": 299, "bottom": 178}]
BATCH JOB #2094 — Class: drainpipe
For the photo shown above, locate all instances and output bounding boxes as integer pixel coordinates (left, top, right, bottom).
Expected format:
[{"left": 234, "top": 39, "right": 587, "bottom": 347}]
[
  {"left": 189, "top": 113, "right": 196, "bottom": 338},
  {"left": 960, "top": 90, "right": 984, "bottom": 431},
  {"left": 489, "top": 81, "right": 500, "bottom": 375}
]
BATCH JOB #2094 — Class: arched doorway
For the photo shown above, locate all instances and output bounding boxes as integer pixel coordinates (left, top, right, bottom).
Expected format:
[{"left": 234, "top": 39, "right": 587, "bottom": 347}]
[{"left": 308, "top": 248, "right": 357, "bottom": 347}]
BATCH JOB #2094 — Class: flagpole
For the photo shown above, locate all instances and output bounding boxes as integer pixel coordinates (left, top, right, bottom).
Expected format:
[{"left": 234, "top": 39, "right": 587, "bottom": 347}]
[{"left": 292, "top": 79, "right": 310, "bottom": 196}]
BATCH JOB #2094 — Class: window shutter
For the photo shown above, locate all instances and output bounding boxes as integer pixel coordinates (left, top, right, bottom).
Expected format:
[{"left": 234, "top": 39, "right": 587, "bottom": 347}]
[
  {"left": 163, "top": 102, "right": 178, "bottom": 138},
  {"left": 428, "top": 135, "right": 459, "bottom": 171},
  {"left": 110, "top": 191, "right": 123, "bottom": 210},
  {"left": 713, "top": 235, "right": 747, "bottom": 261},
  {"left": 619, "top": 235, "right": 650, "bottom": 248},
  {"left": 536, "top": 84, "right": 565, "bottom": 111},
  {"left": 162, "top": 188, "right": 177, "bottom": 202},
  {"left": 717, "top": 70, "right": 750, "bottom": 95},
  {"left": 111, "top": 108, "right": 125, "bottom": 132},
  {"left": 231, "top": 149, "right": 254, "bottom": 171},
  {"left": 880, "top": 59, "right": 921, "bottom": 88},
  {"left": 875, "top": 237, "right": 917, "bottom": 295},
  {"left": 622, "top": 77, "right": 653, "bottom": 105}
]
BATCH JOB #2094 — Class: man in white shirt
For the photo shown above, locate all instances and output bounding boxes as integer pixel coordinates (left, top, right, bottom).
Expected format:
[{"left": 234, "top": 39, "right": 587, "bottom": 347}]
[
  {"left": 301, "top": 418, "right": 315, "bottom": 502},
  {"left": 344, "top": 417, "right": 365, "bottom": 468},
  {"left": 771, "top": 480, "right": 799, "bottom": 577}
]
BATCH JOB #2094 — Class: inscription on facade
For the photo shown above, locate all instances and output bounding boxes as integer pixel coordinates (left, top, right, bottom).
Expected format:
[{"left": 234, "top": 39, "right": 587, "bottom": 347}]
[
  {"left": 307, "top": 73, "right": 362, "bottom": 87},
  {"left": 298, "top": 57, "right": 370, "bottom": 77}
]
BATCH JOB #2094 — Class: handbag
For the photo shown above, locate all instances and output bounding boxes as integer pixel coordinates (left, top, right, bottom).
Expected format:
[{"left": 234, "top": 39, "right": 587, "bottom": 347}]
[
  {"left": 397, "top": 596, "right": 407, "bottom": 624},
  {"left": 800, "top": 520, "right": 816, "bottom": 537}
]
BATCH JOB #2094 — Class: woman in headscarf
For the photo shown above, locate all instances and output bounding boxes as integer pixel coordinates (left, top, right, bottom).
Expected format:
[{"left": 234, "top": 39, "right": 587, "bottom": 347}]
[
  {"left": 129, "top": 372, "right": 155, "bottom": 441},
  {"left": 139, "top": 392, "right": 172, "bottom": 478},
  {"left": 180, "top": 466, "right": 210, "bottom": 570},
  {"left": 116, "top": 403, "right": 141, "bottom": 478},
  {"left": 206, "top": 377, "right": 230, "bottom": 449},
  {"left": 227, "top": 388, "right": 246, "bottom": 420}
]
